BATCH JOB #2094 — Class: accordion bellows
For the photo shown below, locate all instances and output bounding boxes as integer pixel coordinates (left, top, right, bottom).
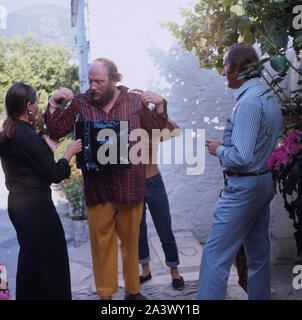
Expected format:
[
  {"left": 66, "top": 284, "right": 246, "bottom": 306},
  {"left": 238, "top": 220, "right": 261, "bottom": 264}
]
[{"left": 75, "top": 120, "right": 130, "bottom": 172}]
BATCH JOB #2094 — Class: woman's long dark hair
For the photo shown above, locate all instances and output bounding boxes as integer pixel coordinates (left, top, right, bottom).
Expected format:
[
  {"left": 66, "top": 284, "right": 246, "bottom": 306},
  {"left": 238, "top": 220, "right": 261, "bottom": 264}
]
[{"left": 1, "top": 82, "right": 37, "bottom": 142}]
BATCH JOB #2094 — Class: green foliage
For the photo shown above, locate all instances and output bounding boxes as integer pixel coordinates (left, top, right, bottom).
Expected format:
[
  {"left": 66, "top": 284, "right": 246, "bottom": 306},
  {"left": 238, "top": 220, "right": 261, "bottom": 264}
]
[
  {"left": 54, "top": 137, "right": 74, "bottom": 162},
  {"left": 55, "top": 141, "right": 86, "bottom": 219},
  {"left": 0, "top": 34, "right": 79, "bottom": 131},
  {"left": 163, "top": 0, "right": 302, "bottom": 119},
  {"left": 60, "top": 164, "right": 86, "bottom": 220}
]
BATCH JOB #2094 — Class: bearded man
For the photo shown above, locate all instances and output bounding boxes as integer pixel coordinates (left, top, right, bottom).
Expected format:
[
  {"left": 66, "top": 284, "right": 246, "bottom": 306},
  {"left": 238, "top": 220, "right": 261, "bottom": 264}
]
[{"left": 45, "top": 58, "right": 168, "bottom": 300}]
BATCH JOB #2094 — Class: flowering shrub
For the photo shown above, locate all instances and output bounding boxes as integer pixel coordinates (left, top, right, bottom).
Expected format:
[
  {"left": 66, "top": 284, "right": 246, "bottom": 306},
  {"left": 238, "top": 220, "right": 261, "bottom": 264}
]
[
  {"left": 60, "top": 161, "right": 87, "bottom": 220},
  {"left": 164, "top": 0, "right": 302, "bottom": 117},
  {"left": 268, "top": 130, "right": 302, "bottom": 171},
  {"left": 268, "top": 129, "right": 302, "bottom": 255}
]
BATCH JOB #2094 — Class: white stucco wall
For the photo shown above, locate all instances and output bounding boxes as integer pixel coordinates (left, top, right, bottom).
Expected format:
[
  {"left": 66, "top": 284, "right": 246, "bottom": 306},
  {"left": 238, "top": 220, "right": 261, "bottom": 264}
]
[
  {"left": 270, "top": 194, "right": 297, "bottom": 264},
  {"left": 148, "top": 46, "right": 235, "bottom": 243}
]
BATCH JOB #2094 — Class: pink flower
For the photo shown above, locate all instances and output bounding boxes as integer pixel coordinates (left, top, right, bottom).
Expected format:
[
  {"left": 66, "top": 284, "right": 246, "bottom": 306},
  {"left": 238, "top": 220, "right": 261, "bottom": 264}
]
[
  {"left": 268, "top": 146, "right": 290, "bottom": 170},
  {"left": 284, "top": 130, "right": 301, "bottom": 144},
  {"left": 268, "top": 131, "right": 302, "bottom": 171},
  {"left": 276, "top": 148, "right": 289, "bottom": 169},
  {"left": 0, "top": 289, "right": 11, "bottom": 300},
  {"left": 267, "top": 153, "right": 276, "bottom": 170},
  {"left": 283, "top": 130, "right": 302, "bottom": 154}
]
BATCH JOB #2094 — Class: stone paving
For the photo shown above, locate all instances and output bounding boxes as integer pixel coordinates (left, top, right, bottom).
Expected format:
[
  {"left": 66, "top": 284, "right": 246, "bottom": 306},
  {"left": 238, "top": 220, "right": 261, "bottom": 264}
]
[
  {"left": 0, "top": 173, "right": 301, "bottom": 300},
  {"left": 69, "top": 233, "right": 248, "bottom": 300}
]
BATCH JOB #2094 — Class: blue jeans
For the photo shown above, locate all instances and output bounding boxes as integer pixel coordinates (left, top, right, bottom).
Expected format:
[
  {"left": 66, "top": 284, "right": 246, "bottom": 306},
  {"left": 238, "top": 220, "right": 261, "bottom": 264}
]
[
  {"left": 197, "top": 173, "right": 274, "bottom": 300},
  {"left": 139, "top": 173, "right": 179, "bottom": 268}
]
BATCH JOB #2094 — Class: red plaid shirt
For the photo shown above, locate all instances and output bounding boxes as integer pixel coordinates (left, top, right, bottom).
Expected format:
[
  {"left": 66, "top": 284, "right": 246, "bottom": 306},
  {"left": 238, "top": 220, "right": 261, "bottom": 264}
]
[{"left": 45, "top": 86, "right": 168, "bottom": 207}]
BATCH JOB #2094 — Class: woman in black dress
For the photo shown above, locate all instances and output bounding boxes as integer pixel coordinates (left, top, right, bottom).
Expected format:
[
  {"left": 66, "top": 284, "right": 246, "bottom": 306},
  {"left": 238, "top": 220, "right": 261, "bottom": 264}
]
[{"left": 0, "top": 82, "right": 82, "bottom": 300}]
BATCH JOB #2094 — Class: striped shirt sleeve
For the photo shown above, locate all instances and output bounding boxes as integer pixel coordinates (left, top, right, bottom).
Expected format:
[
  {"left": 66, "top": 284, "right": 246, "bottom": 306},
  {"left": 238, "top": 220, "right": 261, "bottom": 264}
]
[
  {"left": 216, "top": 97, "right": 262, "bottom": 169},
  {"left": 45, "top": 100, "right": 80, "bottom": 139}
]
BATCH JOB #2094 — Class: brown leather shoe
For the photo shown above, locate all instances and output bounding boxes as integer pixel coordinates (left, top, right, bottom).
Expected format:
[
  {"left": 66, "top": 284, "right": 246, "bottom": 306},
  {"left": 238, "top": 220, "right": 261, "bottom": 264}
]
[{"left": 124, "top": 292, "right": 147, "bottom": 300}]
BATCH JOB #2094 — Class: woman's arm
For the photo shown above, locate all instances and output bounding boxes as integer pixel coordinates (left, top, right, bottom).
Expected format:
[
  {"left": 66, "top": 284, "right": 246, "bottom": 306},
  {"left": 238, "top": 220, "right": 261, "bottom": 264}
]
[{"left": 21, "top": 133, "right": 82, "bottom": 184}]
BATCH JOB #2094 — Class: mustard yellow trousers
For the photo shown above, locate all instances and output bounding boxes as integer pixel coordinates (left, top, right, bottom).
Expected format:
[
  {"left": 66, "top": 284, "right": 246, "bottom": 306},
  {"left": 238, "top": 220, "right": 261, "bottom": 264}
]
[{"left": 87, "top": 201, "right": 143, "bottom": 297}]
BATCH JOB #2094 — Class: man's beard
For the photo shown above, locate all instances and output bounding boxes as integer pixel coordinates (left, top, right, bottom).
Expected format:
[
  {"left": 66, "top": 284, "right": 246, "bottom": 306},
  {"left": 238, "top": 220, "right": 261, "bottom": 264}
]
[{"left": 88, "top": 86, "right": 115, "bottom": 108}]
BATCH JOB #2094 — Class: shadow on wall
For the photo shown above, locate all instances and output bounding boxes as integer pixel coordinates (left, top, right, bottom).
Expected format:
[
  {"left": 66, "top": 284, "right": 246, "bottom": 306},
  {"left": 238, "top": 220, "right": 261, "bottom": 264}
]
[
  {"left": 146, "top": 43, "right": 234, "bottom": 131},
  {"left": 143, "top": 43, "right": 235, "bottom": 243}
]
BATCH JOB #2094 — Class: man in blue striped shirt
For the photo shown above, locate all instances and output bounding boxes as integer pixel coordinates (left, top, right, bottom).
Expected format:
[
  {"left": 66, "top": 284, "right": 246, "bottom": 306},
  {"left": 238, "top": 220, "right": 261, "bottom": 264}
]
[{"left": 197, "top": 43, "right": 283, "bottom": 300}]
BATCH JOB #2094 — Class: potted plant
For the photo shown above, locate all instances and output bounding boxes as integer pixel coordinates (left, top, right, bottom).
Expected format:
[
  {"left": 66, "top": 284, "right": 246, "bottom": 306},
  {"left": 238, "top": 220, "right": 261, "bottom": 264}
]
[
  {"left": 60, "top": 162, "right": 87, "bottom": 221},
  {"left": 54, "top": 137, "right": 86, "bottom": 220},
  {"left": 60, "top": 162, "right": 89, "bottom": 247}
]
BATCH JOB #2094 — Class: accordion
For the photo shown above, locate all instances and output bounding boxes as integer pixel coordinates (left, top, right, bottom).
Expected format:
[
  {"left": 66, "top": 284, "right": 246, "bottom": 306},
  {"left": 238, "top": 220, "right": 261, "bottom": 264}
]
[{"left": 74, "top": 119, "right": 130, "bottom": 172}]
